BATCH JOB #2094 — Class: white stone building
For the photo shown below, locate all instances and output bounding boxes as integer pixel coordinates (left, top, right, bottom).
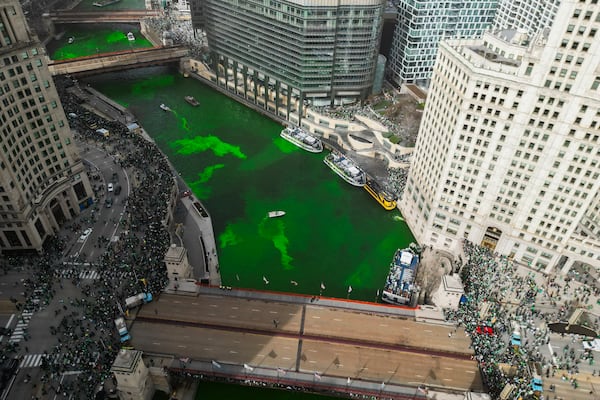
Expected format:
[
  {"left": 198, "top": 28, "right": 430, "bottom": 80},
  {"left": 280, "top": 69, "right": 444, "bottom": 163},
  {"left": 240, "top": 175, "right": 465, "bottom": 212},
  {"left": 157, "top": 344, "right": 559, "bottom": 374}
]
[{"left": 401, "top": 0, "right": 600, "bottom": 274}]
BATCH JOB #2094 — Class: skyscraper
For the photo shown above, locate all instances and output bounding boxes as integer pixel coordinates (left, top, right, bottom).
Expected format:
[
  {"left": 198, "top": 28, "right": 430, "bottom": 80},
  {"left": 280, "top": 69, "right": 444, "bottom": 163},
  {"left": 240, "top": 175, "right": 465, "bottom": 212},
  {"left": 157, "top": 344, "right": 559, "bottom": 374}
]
[
  {"left": 493, "top": 0, "right": 560, "bottom": 34},
  {"left": 388, "top": 0, "right": 498, "bottom": 87},
  {"left": 401, "top": 0, "right": 600, "bottom": 273},
  {"left": 189, "top": 0, "right": 386, "bottom": 112},
  {"left": 0, "top": 0, "right": 92, "bottom": 253}
]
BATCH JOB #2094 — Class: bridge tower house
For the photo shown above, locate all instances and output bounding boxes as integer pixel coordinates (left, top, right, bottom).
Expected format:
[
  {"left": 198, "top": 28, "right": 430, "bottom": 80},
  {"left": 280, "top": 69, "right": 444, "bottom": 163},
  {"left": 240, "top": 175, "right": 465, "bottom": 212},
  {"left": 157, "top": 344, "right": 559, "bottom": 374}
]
[{"left": 111, "top": 349, "right": 155, "bottom": 400}]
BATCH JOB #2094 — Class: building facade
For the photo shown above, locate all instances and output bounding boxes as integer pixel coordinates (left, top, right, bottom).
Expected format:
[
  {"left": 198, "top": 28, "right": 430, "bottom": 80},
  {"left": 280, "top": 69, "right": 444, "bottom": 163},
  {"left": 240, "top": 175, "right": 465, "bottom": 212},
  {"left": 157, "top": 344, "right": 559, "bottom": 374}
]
[
  {"left": 401, "top": 0, "right": 600, "bottom": 274},
  {"left": 493, "top": 0, "right": 560, "bottom": 34},
  {"left": 0, "top": 0, "right": 92, "bottom": 253},
  {"left": 189, "top": 0, "right": 385, "bottom": 112},
  {"left": 387, "top": 0, "right": 498, "bottom": 87}
]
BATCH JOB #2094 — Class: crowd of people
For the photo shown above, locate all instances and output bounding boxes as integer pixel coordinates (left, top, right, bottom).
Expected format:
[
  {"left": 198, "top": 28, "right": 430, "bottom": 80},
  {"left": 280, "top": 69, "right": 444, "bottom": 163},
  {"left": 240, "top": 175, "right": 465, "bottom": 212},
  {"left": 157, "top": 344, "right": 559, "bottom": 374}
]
[
  {"left": 0, "top": 75, "right": 176, "bottom": 399},
  {"left": 445, "top": 241, "right": 599, "bottom": 398}
]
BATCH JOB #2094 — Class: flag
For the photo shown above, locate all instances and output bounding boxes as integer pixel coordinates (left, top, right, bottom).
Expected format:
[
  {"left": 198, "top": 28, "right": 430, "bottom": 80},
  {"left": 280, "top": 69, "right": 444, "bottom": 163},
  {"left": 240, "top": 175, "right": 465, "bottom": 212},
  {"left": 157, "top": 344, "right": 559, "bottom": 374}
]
[
  {"left": 348, "top": 286, "right": 352, "bottom": 293},
  {"left": 277, "top": 368, "right": 286, "bottom": 375},
  {"left": 376, "top": 289, "right": 380, "bottom": 297},
  {"left": 320, "top": 282, "right": 326, "bottom": 291},
  {"left": 243, "top": 363, "right": 254, "bottom": 372},
  {"left": 211, "top": 360, "right": 221, "bottom": 368},
  {"left": 314, "top": 372, "right": 321, "bottom": 380},
  {"left": 263, "top": 276, "right": 269, "bottom": 284},
  {"left": 380, "top": 382, "right": 386, "bottom": 389}
]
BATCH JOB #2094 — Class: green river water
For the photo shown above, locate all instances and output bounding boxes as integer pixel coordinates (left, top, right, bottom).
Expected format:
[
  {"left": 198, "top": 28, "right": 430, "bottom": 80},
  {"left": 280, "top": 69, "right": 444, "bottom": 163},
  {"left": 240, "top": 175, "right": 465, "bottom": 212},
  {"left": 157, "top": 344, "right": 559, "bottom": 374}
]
[{"left": 86, "top": 67, "right": 415, "bottom": 399}]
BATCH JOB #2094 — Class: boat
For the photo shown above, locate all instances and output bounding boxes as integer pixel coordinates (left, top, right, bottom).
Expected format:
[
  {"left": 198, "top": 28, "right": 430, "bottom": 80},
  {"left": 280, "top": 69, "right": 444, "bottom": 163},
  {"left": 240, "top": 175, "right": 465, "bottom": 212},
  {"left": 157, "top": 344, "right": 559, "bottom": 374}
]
[
  {"left": 160, "top": 104, "right": 171, "bottom": 112},
  {"left": 268, "top": 211, "right": 285, "bottom": 218},
  {"left": 185, "top": 96, "right": 200, "bottom": 106},
  {"left": 280, "top": 126, "right": 323, "bottom": 153},
  {"left": 381, "top": 248, "right": 419, "bottom": 306},
  {"left": 323, "top": 151, "right": 366, "bottom": 187},
  {"left": 93, "top": 0, "right": 121, "bottom": 6},
  {"left": 364, "top": 178, "right": 397, "bottom": 210},
  {"left": 67, "top": 37, "right": 74, "bottom": 44},
  {"left": 127, "top": 32, "right": 135, "bottom": 41}
]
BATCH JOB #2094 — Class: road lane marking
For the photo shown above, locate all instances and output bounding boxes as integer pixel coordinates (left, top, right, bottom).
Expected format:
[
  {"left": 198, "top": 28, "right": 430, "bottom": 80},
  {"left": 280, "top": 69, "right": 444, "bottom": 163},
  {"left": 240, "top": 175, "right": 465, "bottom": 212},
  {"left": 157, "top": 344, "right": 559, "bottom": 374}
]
[
  {"left": 288, "top": 313, "right": 296, "bottom": 316},
  {"left": 229, "top": 350, "right": 238, "bottom": 354},
  {"left": 209, "top": 304, "right": 218, "bottom": 307},
  {"left": 282, "top": 357, "right": 291, "bottom": 360},
  {"left": 251, "top": 309, "right": 261, "bottom": 312},
  {"left": 333, "top": 318, "right": 343, "bottom": 322},
  {"left": 229, "top": 315, "right": 237, "bottom": 318},
  {"left": 424, "top": 330, "right": 432, "bottom": 333},
  {"left": 380, "top": 324, "right": 388, "bottom": 327},
  {"left": 444, "top": 367, "right": 453, "bottom": 370},
  {"left": 192, "top": 303, "right": 198, "bottom": 305},
  {"left": 443, "top": 379, "right": 452, "bottom": 381},
  {"left": 269, "top": 311, "right": 278, "bottom": 314},
  {"left": 152, "top": 342, "right": 161, "bottom": 345},
  {"left": 308, "top": 349, "right": 317, "bottom": 353},
  {"left": 465, "top": 371, "right": 475, "bottom": 374},
  {"left": 309, "top": 360, "right": 317, "bottom": 364},
  {"left": 177, "top": 345, "right": 186, "bottom": 348},
  {"left": 233, "top": 340, "right": 241, "bottom": 344},
  {"left": 173, "top": 301, "right": 181, "bottom": 304},
  {"left": 208, "top": 313, "right": 216, "bottom": 316},
  {"left": 231, "top": 306, "right": 239, "bottom": 310},
  {"left": 203, "top": 348, "right": 212, "bottom": 351},
  {"left": 312, "top": 316, "right": 321, "bottom": 319}
]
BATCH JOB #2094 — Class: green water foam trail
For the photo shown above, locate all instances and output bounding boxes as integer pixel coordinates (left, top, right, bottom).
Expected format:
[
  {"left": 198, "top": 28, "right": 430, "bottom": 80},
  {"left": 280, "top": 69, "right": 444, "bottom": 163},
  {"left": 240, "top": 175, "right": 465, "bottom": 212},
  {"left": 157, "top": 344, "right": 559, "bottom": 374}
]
[
  {"left": 259, "top": 217, "right": 294, "bottom": 270},
  {"left": 173, "top": 135, "right": 247, "bottom": 159},
  {"left": 219, "top": 224, "right": 240, "bottom": 249}
]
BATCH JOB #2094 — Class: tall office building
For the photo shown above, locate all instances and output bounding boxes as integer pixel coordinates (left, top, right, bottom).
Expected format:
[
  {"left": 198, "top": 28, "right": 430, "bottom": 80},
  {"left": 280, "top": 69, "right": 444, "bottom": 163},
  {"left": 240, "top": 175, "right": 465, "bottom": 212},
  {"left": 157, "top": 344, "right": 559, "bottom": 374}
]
[
  {"left": 401, "top": 0, "right": 600, "bottom": 274},
  {"left": 388, "top": 0, "right": 498, "bottom": 87},
  {"left": 0, "top": 0, "right": 92, "bottom": 253},
  {"left": 189, "top": 0, "right": 386, "bottom": 110},
  {"left": 493, "top": 0, "right": 560, "bottom": 34}
]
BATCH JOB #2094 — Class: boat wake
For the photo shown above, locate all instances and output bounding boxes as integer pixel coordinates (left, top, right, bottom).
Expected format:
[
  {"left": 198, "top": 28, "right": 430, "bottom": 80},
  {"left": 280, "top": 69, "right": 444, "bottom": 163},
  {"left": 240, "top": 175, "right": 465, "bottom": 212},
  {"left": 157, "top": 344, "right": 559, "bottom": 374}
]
[{"left": 392, "top": 215, "right": 404, "bottom": 222}]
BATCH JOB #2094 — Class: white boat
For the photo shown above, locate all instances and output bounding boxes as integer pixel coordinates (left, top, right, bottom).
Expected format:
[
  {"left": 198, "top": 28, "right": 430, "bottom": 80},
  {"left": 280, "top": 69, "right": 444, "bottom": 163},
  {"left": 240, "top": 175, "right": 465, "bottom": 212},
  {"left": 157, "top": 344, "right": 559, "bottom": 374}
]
[
  {"left": 323, "top": 151, "right": 366, "bottom": 187},
  {"left": 280, "top": 126, "right": 323, "bottom": 153},
  {"left": 268, "top": 211, "right": 285, "bottom": 218},
  {"left": 381, "top": 248, "right": 420, "bottom": 306},
  {"left": 127, "top": 32, "right": 135, "bottom": 41},
  {"left": 160, "top": 104, "right": 171, "bottom": 112}
]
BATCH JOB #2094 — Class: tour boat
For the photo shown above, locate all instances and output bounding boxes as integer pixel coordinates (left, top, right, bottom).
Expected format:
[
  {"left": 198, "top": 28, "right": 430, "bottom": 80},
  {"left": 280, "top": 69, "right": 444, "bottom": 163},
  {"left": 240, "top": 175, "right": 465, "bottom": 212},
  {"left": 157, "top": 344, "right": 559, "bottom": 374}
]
[
  {"left": 160, "top": 104, "right": 171, "bottom": 112},
  {"left": 280, "top": 126, "right": 323, "bottom": 153},
  {"left": 268, "top": 211, "right": 285, "bottom": 218},
  {"left": 127, "top": 32, "right": 135, "bottom": 41},
  {"left": 381, "top": 248, "right": 419, "bottom": 306},
  {"left": 323, "top": 151, "right": 366, "bottom": 187},
  {"left": 185, "top": 96, "right": 200, "bottom": 106},
  {"left": 364, "top": 178, "right": 397, "bottom": 210}
]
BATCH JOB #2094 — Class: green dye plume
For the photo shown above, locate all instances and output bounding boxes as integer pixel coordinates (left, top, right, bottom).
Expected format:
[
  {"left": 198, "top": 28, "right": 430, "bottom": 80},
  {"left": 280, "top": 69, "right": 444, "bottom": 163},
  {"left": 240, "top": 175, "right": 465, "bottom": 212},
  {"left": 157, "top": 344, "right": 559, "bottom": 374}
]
[{"left": 173, "top": 135, "right": 247, "bottom": 159}]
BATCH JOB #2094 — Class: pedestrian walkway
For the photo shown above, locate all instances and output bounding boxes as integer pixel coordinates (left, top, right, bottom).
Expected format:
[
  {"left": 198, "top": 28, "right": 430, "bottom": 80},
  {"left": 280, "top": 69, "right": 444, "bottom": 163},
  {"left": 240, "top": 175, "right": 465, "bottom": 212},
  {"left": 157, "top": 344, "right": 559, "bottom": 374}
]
[
  {"left": 18, "top": 352, "right": 94, "bottom": 369},
  {"left": 9, "top": 310, "right": 33, "bottom": 343}
]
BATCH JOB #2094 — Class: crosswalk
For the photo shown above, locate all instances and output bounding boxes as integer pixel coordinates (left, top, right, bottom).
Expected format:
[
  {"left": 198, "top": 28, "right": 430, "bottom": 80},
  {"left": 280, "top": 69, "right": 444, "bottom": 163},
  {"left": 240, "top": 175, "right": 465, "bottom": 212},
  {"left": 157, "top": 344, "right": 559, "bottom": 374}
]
[
  {"left": 19, "top": 353, "right": 60, "bottom": 368},
  {"left": 9, "top": 311, "right": 33, "bottom": 343},
  {"left": 56, "top": 269, "right": 100, "bottom": 280}
]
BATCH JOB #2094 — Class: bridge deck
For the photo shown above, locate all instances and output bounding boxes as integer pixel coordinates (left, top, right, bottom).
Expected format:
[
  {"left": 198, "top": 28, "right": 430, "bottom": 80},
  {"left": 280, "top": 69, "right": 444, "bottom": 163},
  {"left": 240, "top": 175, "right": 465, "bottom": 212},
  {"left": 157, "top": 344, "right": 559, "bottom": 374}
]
[{"left": 130, "top": 292, "right": 482, "bottom": 392}]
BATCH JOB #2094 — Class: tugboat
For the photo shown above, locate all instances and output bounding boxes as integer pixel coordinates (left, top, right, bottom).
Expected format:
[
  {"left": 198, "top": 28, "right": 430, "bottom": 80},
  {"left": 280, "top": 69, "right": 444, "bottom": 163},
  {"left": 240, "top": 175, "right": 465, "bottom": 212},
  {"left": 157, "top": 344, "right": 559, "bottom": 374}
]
[
  {"left": 323, "top": 151, "right": 366, "bottom": 187},
  {"left": 280, "top": 126, "right": 323, "bottom": 153},
  {"left": 381, "top": 248, "right": 419, "bottom": 306},
  {"left": 184, "top": 96, "right": 200, "bottom": 106},
  {"left": 364, "top": 178, "right": 397, "bottom": 210},
  {"left": 159, "top": 104, "right": 171, "bottom": 112}
]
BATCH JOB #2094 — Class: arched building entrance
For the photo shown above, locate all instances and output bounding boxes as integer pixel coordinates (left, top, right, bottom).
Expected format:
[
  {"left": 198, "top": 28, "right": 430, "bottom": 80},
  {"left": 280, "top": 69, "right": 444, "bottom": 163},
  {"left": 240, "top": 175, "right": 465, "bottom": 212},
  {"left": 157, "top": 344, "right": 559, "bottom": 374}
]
[{"left": 481, "top": 226, "right": 502, "bottom": 251}]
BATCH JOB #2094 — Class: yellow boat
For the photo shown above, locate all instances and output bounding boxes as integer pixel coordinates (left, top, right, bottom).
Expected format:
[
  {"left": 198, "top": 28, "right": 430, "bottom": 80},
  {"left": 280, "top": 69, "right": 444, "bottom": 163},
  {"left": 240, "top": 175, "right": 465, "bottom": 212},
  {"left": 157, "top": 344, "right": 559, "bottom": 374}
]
[{"left": 364, "top": 179, "right": 397, "bottom": 210}]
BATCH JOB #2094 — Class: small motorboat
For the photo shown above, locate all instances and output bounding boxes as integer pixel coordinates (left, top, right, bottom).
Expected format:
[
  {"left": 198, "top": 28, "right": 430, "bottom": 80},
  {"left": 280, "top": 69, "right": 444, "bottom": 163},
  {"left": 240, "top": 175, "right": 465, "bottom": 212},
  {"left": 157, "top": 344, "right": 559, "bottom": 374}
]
[
  {"left": 185, "top": 96, "right": 200, "bottom": 106},
  {"left": 127, "top": 32, "right": 135, "bottom": 41},
  {"left": 160, "top": 103, "right": 171, "bottom": 112},
  {"left": 68, "top": 37, "right": 74, "bottom": 44},
  {"left": 268, "top": 211, "right": 285, "bottom": 218}
]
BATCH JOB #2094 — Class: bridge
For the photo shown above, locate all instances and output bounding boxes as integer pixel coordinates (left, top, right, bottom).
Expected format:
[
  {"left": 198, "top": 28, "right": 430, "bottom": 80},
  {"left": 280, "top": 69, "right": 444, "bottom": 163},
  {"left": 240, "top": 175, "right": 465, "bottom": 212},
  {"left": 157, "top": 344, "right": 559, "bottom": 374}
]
[
  {"left": 43, "top": 9, "right": 161, "bottom": 24},
  {"left": 129, "top": 290, "right": 484, "bottom": 399},
  {"left": 47, "top": 46, "right": 189, "bottom": 76}
]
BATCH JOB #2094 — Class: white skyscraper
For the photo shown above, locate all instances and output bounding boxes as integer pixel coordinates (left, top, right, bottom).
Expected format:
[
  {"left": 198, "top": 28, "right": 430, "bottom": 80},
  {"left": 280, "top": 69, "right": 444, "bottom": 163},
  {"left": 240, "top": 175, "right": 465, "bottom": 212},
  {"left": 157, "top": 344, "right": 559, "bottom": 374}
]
[{"left": 401, "top": 0, "right": 600, "bottom": 274}]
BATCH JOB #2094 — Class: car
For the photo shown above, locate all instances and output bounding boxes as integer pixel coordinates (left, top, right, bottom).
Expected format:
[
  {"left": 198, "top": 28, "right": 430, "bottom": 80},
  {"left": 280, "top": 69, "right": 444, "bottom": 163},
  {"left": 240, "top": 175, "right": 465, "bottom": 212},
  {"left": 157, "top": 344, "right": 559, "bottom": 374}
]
[
  {"left": 107, "top": 183, "right": 114, "bottom": 192},
  {"left": 105, "top": 198, "right": 113, "bottom": 208},
  {"left": 114, "top": 185, "right": 122, "bottom": 195},
  {"left": 79, "top": 228, "right": 92, "bottom": 242},
  {"left": 476, "top": 325, "right": 494, "bottom": 335}
]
